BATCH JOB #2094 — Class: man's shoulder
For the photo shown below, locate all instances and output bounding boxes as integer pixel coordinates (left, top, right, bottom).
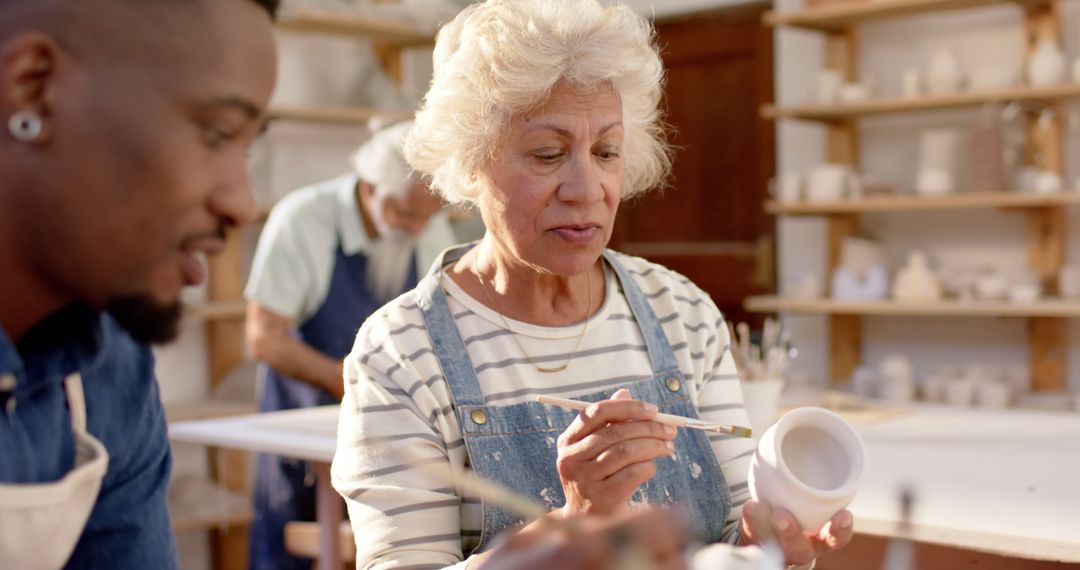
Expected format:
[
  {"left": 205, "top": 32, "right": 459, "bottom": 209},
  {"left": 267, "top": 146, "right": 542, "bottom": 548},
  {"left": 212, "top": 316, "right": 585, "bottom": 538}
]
[
  {"left": 81, "top": 316, "right": 160, "bottom": 421},
  {"left": 270, "top": 174, "right": 355, "bottom": 224}
]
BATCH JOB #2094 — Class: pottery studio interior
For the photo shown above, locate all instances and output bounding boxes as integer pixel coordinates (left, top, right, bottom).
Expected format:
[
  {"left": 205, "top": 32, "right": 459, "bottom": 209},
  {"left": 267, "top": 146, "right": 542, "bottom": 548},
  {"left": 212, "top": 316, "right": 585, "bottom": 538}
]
[{"left": 4, "top": 0, "right": 1080, "bottom": 569}]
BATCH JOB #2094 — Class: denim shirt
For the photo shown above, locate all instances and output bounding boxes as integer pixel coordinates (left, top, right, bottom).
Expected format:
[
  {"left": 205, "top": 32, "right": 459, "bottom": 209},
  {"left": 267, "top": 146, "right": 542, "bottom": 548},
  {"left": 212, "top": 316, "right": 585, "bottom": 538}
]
[{"left": 0, "top": 305, "right": 178, "bottom": 569}]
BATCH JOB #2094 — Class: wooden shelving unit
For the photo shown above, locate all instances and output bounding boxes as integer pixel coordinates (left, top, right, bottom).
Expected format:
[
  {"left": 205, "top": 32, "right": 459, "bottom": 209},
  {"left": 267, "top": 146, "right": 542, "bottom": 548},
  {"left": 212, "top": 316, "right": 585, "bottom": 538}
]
[
  {"left": 763, "top": 0, "right": 1053, "bottom": 31},
  {"left": 745, "top": 295, "right": 1080, "bottom": 317},
  {"left": 184, "top": 301, "right": 247, "bottom": 321},
  {"left": 268, "top": 104, "right": 412, "bottom": 126},
  {"left": 753, "top": 0, "right": 1073, "bottom": 392},
  {"left": 277, "top": 8, "right": 434, "bottom": 46},
  {"left": 762, "top": 82, "right": 1080, "bottom": 121},
  {"left": 766, "top": 191, "right": 1080, "bottom": 214}
]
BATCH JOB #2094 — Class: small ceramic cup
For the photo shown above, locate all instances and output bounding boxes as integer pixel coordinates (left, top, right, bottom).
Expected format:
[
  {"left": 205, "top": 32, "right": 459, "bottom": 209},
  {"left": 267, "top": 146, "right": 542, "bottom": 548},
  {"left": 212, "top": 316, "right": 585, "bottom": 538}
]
[{"left": 748, "top": 407, "right": 866, "bottom": 531}]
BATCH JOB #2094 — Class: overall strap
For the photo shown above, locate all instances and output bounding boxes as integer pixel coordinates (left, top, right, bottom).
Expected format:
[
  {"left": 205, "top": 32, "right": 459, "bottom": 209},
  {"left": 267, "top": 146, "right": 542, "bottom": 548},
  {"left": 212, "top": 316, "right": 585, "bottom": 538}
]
[
  {"left": 414, "top": 244, "right": 486, "bottom": 408},
  {"left": 602, "top": 251, "right": 680, "bottom": 375}
]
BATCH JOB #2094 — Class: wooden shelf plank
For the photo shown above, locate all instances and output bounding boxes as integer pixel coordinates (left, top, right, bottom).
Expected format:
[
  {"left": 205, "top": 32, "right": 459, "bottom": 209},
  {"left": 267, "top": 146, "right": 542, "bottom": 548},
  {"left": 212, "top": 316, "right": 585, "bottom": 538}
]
[
  {"left": 745, "top": 295, "right": 1080, "bottom": 317},
  {"left": 764, "top": 0, "right": 1051, "bottom": 31},
  {"left": 277, "top": 8, "right": 433, "bottom": 47},
  {"left": 268, "top": 104, "right": 412, "bottom": 126},
  {"left": 762, "top": 83, "right": 1080, "bottom": 121},
  {"left": 183, "top": 301, "right": 247, "bottom": 321},
  {"left": 165, "top": 400, "right": 257, "bottom": 424},
  {"left": 172, "top": 508, "right": 252, "bottom": 534},
  {"left": 767, "top": 192, "right": 1080, "bottom": 215}
]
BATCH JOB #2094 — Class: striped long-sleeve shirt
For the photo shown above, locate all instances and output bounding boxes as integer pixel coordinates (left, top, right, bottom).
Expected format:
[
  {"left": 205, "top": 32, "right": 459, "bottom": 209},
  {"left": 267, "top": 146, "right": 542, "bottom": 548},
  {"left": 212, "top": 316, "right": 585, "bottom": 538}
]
[{"left": 331, "top": 251, "right": 755, "bottom": 570}]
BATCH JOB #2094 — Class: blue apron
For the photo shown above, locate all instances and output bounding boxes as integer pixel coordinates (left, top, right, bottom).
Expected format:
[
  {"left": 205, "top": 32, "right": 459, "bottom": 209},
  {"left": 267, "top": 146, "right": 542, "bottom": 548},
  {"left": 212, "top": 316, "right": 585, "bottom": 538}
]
[
  {"left": 415, "top": 244, "right": 731, "bottom": 554},
  {"left": 250, "top": 244, "right": 418, "bottom": 570}
]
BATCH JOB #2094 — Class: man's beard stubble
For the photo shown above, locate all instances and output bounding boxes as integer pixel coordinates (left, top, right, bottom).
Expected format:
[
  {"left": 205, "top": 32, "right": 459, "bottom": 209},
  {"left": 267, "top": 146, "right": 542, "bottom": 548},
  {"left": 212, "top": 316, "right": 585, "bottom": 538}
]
[{"left": 107, "top": 295, "right": 182, "bottom": 345}]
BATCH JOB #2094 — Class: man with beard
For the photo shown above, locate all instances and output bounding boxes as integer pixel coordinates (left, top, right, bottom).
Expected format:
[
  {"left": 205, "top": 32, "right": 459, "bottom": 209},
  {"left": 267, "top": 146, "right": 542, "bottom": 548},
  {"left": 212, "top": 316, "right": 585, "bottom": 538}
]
[
  {"left": 0, "top": 0, "right": 279, "bottom": 567},
  {"left": 244, "top": 120, "right": 456, "bottom": 569}
]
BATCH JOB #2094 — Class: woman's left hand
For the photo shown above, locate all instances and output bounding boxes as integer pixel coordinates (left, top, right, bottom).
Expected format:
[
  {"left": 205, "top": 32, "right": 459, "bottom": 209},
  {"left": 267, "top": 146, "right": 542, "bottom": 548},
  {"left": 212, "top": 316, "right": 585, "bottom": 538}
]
[{"left": 737, "top": 500, "right": 854, "bottom": 567}]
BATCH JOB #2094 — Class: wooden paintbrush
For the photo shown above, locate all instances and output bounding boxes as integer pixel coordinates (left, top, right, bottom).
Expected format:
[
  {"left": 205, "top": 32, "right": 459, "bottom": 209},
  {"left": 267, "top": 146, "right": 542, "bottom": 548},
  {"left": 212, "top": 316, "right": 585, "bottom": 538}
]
[{"left": 537, "top": 395, "right": 753, "bottom": 438}]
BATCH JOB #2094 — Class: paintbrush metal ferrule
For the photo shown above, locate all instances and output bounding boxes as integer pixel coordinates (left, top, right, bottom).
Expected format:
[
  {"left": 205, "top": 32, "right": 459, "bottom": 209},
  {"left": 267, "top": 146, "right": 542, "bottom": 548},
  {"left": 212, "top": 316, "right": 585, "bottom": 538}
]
[{"left": 681, "top": 418, "right": 753, "bottom": 438}]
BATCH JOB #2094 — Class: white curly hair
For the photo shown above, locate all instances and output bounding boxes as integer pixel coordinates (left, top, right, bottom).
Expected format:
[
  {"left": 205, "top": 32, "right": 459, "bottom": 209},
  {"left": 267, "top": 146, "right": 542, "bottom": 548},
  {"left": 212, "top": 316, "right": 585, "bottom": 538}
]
[{"left": 404, "top": 0, "right": 671, "bottom": 205}]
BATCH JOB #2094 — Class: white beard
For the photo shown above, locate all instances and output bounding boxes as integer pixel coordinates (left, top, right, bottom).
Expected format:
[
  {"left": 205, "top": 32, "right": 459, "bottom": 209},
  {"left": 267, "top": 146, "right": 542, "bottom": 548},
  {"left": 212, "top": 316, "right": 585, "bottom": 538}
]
[{"left": 365, "top": 231, "right": 417, "bottom": 303}]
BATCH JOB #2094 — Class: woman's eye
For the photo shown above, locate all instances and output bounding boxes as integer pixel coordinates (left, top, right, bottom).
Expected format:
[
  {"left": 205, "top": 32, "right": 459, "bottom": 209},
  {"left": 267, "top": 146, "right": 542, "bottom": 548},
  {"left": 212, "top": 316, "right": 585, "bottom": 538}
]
[
  {"left": 535, "top": 152, "right": 563, "bottom": 162},
  {"left": 596, "top": 149, "right": 621, "bottom": 161}
]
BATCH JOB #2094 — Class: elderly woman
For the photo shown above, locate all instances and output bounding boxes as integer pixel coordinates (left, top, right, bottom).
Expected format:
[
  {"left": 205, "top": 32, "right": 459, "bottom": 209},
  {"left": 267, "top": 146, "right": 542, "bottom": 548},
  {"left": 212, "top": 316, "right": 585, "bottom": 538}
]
[{"left": 331, "top": 1, "right": 853, "bottom": 568}]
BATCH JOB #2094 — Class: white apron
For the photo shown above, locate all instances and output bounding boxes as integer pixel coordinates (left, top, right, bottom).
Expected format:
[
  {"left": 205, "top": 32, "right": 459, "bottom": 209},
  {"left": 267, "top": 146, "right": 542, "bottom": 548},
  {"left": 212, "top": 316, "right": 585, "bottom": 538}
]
[{"left": 0, "top": 374, "right": 109, "bottom": 570}]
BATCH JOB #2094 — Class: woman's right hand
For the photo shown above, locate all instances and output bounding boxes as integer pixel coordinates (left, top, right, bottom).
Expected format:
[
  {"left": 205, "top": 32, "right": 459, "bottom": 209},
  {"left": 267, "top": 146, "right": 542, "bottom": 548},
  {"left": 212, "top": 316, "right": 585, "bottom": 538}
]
[{"left": 555, "top": 389, "right": 677, "bottom": 515}]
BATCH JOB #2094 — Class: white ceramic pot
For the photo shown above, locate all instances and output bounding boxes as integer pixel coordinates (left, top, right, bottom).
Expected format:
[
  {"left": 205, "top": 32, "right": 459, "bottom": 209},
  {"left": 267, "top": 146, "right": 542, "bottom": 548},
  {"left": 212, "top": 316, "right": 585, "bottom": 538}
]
[
  {"left": 975, "top": 273, "right": 1009, "bottom": 301},
  {"left": 748, "top": 407, "right": 866, "bottom": 531},
  {"left": 1008, "top": 282, "right": 1041, "bottom": 304},
  {"left": 741, "top": 378, "right": 786, "bottom": 442},
  {"left": 943, "top": 378, "right": 975, "bottom": 407},
  {"left": 1027, "top": 38, "right": 1066, "bottom": 87},
  {"left": 925, "top": 48, "right": 965, "bottom": 94},
  {"left": 921, "top": 374, "right": 947, "bottom": 403},
  {"left": 769, "top": 173, "right": 802, "bottom": 203},
  {"left": 806, "top": 164, "right": 861, "bottom": 202}
]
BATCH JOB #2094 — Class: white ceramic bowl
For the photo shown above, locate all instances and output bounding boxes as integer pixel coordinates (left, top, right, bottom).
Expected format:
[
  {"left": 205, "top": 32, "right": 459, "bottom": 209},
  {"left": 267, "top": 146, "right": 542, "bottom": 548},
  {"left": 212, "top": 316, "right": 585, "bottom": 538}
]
[{"left": 748, "top": 407, "right": 866, "bottom": 531}]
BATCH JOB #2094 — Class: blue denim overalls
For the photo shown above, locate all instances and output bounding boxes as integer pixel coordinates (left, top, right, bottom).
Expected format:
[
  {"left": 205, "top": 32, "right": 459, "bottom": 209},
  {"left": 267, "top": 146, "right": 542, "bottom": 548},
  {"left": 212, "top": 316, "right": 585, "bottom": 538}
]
[
  {"left": 416, "top": 244, "right": 731, "bottom": 554},
  {"left": 250, "top": 244, "right": 418, "bottom": 570}
]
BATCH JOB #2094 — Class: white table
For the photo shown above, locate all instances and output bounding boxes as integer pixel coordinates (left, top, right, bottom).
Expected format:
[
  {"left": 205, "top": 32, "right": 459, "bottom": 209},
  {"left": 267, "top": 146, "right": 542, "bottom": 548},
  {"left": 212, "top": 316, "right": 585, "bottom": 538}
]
[
  {"left": 845, "top": 406, "right": 1080, "bottom": 563},
  {"left": 169, "top": 406, "right": 341, "bottom": 570},
  {"left": 169, "top": 404, "right": 1080, "bottom": 566}
]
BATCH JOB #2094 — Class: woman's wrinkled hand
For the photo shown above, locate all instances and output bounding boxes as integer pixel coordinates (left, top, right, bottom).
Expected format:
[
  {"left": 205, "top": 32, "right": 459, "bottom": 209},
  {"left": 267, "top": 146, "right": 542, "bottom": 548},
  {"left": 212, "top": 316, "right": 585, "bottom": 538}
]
[
  {"left": 738, "top": 500, "right": 854, "bottom": 567},
  {"left": 555, "top": 389, "right": 677, "bottom": 516}
]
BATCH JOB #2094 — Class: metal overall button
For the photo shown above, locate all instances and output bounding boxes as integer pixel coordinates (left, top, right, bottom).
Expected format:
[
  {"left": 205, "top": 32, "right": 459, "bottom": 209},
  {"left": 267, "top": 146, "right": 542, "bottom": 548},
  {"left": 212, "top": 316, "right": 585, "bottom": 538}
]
[
  {"left": 665, "top": 377, "right": 682, "bottom": 392},
  {"left": 470, "top": 409, "right": 488, "bottom": 425}
]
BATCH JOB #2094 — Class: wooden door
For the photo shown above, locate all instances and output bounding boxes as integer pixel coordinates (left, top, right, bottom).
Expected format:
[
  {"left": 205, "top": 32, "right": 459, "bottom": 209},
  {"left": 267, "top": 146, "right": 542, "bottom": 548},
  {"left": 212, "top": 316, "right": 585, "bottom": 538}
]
[{"left": 611, "top": 4, "right": 776, "bottom": 327}]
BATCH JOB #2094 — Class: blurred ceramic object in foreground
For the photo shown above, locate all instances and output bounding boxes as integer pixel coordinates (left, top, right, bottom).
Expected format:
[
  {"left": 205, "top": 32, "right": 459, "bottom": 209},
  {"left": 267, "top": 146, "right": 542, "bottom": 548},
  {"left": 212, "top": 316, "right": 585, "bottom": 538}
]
[
  {"left": 925, "top": 48, "right": 965, "bottom": 94},
  {"left": 1027, "top": 37, "right": 1066, "bottom": 86},
  {"left": 692, "top": 544, "right": 782, "bottom": 570},
  {"left": 1058, "top": 265, "right": 1080, "bottom": 298},
  {"left": 893, "top": 251, "right": 943, "bottom": 302},
  {"left": 748, "top": 407, "right": 866, "bottom": 531}
]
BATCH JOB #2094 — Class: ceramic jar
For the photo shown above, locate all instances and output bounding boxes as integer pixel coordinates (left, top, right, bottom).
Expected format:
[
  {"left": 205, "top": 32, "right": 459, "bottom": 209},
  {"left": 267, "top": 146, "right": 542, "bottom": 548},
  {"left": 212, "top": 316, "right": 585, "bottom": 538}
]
[
  {"left": 806, "top": 164, "right": 861, "bottom": 202},
  {"left": 741, "top": 378, "right": 786, "bottom": 443},
  {"left": 925, "top": 48, "right": 965, "bottom": 94},
  {"left": 748, "top": 407, "right": 866, "bottom": 531},
  {"left": 1027, "top": 38, "right": 1066, "bottom": 87},
  {"left": 893, "top": 251, "right": 943, "bottom": 302}
]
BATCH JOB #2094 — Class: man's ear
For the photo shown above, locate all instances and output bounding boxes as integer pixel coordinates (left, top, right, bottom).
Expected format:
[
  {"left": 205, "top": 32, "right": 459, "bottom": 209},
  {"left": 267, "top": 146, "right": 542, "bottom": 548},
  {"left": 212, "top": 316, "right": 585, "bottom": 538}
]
[{"left": 0, "top": 32, "right": 60, "bottom": 143}]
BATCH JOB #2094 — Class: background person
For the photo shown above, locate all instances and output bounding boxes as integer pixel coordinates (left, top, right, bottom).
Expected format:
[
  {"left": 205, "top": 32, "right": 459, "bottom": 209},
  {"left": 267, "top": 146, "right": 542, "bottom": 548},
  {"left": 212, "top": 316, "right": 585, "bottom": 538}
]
[{"left": 244, "top": 120, "right": 457, "bottom": 569}]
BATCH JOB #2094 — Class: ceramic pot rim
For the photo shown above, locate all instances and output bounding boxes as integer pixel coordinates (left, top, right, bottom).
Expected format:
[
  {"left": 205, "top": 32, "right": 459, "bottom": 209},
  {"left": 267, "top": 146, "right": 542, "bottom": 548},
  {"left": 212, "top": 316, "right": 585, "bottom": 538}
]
[{"left": 771, "top": 407, "right": 866, "bottom": 500}]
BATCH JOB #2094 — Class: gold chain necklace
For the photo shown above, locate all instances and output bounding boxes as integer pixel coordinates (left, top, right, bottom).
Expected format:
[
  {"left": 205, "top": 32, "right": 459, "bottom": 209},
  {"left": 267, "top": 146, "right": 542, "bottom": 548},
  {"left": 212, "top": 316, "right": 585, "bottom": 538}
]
[{"left": 473, "top": 259, "right": 592, "bottom": 374}]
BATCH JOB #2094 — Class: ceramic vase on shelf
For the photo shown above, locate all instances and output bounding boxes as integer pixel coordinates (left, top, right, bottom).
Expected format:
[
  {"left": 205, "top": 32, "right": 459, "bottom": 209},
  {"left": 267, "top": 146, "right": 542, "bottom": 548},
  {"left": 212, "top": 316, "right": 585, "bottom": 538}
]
[
  {"left": 748, "top": 407, "right": 866, "bottom": 532},
  {"left": 925, "top": 48, "right": 965, "bottom": 94},
  {"left": 893, "top": 251, "right": 943, "bottom": 302},
  {"left": 1027, "top": 37, "right": 1066, "bottom": 87},
  {"left": 915, "top": 128, "right": 961, "bottom": 196}
]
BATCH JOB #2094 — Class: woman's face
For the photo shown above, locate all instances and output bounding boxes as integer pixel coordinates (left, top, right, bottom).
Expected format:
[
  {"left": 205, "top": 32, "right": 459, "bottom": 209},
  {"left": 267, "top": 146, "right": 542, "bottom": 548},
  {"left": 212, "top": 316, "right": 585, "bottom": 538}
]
[{"left": 477, "top": 81, "right": 624, "bottom": 277}]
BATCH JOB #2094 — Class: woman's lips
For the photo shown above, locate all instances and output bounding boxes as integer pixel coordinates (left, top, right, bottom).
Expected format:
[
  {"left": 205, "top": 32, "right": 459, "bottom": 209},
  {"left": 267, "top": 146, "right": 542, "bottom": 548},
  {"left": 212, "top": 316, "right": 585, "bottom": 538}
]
[{"left": 550, "top": 226, "right": 600, "bottom": 244}]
